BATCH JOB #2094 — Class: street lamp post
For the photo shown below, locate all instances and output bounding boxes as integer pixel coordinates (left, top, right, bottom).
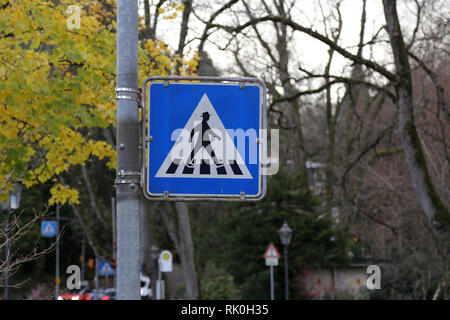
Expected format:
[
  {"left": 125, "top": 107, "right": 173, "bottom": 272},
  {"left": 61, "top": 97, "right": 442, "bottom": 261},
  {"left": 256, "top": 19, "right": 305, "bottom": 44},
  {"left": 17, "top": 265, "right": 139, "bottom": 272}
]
[
  {"left": 278, "top": 221, "right": 293, "bottom": 300},
  {"left": 2, "top": 182, "right": 22, "bottom": 300}
]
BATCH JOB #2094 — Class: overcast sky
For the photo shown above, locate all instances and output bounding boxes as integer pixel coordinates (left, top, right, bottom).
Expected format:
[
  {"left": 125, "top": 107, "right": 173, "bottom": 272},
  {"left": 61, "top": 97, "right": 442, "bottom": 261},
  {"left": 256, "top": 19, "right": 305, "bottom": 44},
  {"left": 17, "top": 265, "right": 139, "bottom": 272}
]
[
  {"left": 137, "top": 0, "right": 448, "bottom": 103},
  {"left": 145, "top": 1, "right": 418, "bottom": 73}
]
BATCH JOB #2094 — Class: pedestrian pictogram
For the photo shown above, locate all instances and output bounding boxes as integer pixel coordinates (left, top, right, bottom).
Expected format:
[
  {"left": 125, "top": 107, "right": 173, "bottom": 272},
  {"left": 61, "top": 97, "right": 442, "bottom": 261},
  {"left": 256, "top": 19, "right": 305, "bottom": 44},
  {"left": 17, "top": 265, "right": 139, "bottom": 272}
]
[{"left": 155, "top": 93, "right": 252, "bottom": 179}]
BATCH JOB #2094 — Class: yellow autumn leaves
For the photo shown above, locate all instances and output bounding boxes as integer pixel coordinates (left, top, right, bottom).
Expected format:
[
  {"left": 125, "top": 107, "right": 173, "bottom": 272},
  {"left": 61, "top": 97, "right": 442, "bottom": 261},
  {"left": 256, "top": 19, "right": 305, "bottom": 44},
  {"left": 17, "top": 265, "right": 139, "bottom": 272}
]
[
  {"left": 0, "top": 0, "right": 199, "bottom": 205},
  {"left": 49, "top": 183, "right": 80, "bottom": 206}
]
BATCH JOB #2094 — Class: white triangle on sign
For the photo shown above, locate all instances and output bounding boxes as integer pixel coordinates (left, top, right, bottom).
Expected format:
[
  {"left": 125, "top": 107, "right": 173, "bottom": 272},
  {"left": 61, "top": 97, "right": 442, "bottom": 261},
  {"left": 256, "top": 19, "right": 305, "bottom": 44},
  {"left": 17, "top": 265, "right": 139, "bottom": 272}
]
[
  {"left": 155, "top": 93, "right": 253, "bottom": 179},
  {"left": 44, "top": 223, "right": 55, "bottom": 234}
]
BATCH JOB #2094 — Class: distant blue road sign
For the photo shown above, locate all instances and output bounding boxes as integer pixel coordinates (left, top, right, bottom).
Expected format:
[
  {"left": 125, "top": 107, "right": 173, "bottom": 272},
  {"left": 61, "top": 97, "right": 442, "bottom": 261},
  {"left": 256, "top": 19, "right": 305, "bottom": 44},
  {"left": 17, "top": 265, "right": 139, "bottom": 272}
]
[
  {"left": 41, "top": 221, "right": 57, "bottom": 237},
  {"left": 99, "top": 261, "right": 114, "bottom": 276},
  {"left": 143, "top": 77, "right": 267, "bottom": 201}
]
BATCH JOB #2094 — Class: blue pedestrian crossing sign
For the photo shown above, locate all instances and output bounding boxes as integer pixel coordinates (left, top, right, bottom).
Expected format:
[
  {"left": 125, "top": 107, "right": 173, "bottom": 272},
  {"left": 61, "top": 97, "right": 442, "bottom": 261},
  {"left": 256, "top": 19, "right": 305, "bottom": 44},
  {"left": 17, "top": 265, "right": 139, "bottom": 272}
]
[
  {"left": 41, "top": 221, "right": 57, "bottom": 237},
  {"left": 99, "top": 261, "right": 114, "bottom": 276},
  {"left": 142, "top": 77, "right": 267, "bottom": 201}
]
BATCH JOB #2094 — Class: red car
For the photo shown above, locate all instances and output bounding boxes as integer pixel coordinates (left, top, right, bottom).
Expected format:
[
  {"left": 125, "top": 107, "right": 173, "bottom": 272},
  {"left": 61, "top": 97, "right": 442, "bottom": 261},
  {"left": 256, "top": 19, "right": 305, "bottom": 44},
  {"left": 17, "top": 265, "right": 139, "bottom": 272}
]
[{"left": 57, "top": 287, "right": 91, "bottom": 300}]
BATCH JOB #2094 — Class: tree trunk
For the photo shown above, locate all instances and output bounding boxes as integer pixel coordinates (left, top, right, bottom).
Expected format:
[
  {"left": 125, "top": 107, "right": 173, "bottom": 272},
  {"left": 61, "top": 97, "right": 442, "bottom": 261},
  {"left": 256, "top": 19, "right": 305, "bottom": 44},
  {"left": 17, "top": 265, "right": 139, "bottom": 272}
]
[
  {"left": 323, "top": 4, "right": 343, "bottom": 216},
  {"left": 274, "top": 1, "right": 307, "bottom": 178},
  {"left": 324, "top": 51, "right": 337, "bottom": 216},
  {"left": 174, "top": 202, "right": 199, "bottom": 299},
  {"left": 80, "top": 165, "right": 109, "bottom": 229},
  {"left": 161, "top": 202, "right": 199, "bottom": 299},
  {"left": 383, "top": 0, "right": 450, "bottom": 223},
  {"left": 169, "top": 2, "right": 199, "bottom": 299},
  {"left": 176, "top": 0, "right": 192, "bottom": 58},
  {"left": 140, "top": 201, "right": 153, "bottom": 276}
]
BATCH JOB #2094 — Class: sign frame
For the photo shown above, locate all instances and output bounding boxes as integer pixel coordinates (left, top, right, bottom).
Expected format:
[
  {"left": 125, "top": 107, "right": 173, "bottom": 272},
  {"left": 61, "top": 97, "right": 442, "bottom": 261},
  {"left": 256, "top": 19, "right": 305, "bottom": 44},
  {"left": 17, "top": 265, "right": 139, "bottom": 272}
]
[
  {"left": 263, "top": 242, "right": 280, "bottom": 259},
  {"left": 141, "top": 76, "right": 267, "bottom": 202},
  {"left": 99, "top": 261, "right": 115, "bottom": 276}
]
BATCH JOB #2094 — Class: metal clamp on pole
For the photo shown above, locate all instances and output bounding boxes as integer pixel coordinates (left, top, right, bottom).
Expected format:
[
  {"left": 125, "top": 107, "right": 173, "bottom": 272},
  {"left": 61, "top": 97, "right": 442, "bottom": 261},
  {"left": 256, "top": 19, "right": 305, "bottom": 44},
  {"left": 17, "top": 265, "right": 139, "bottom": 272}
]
[
  {"left": 116, "top": 87, "right": 140, "bottom": 94},
  {"left": 115, "top": 87, "right": 140, "bottom": 102},
  {"left": 115, "top": 170, "right": 141, "bottom": 186}
]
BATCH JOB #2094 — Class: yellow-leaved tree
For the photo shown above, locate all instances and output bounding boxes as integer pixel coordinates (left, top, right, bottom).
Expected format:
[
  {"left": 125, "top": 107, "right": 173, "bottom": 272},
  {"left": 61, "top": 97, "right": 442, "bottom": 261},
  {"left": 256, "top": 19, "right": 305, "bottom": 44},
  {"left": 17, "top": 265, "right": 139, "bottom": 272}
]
[{"left": 0, "top": 0, "right": 198, "bottom": 205}]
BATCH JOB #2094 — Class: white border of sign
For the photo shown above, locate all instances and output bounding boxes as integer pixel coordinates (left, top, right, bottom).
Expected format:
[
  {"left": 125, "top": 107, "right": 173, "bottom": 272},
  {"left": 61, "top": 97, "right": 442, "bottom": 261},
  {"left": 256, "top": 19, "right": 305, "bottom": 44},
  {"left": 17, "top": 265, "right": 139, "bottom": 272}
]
[
  {"left": 141, "top": 76, "right": 267, "bottom": 202},
  {"left": 265, "top": 257, "right": 279, "bottom": 266}
]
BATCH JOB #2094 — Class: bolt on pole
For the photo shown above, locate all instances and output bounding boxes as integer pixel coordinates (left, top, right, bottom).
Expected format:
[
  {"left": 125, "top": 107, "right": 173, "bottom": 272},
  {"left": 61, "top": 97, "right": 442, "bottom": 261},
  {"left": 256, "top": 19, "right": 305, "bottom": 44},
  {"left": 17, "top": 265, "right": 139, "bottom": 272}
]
[{"left": 116, "top": 0, "right": 141, "bottom": 300}]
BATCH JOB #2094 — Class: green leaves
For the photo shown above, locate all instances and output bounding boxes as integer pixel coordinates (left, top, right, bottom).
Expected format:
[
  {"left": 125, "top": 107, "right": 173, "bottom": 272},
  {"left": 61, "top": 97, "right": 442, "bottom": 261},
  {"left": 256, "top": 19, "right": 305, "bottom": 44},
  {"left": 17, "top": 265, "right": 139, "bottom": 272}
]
[
  {"left": 0, "top": 0, "right": 116, "bottom": 203},
  {"left": 194, "top": 172, "right": 353, "bottom": 299},
  {"left": 200, "top": 261, "right": 242, "bottom": 300}
]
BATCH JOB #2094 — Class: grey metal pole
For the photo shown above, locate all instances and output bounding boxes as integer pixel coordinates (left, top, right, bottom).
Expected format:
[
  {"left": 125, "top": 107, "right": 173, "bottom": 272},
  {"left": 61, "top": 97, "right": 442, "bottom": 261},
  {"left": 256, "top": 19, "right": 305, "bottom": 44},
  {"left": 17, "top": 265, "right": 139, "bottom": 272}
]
[
  {"left": 4, "top": 207, "right": 11, "bottom": 300},
  {"left": 270, "top": 265, "right": 274, "bottom": 300},
  {"left": 116, "top": 0, "right": 141, "bottom": 300},
  {"left": 111, "top": 197, "right": 116, "bottom": 291},
  {"left": 151, "top": 256, "right": 157, "bottom": 300},
  {"left": 55, "top": 203, "right": 60, "bottom": 299},
  {"left": 284, "top": 245, "right": 289, "bottom": 300}
]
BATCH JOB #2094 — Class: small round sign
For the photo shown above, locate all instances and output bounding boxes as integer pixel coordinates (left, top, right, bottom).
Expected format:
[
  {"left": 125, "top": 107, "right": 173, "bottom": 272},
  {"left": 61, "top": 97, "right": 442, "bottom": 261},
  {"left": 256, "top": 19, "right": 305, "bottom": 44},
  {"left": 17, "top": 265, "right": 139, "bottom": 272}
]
[{"left": 158, "top": 250, "right": 173, "bottom": 272}]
